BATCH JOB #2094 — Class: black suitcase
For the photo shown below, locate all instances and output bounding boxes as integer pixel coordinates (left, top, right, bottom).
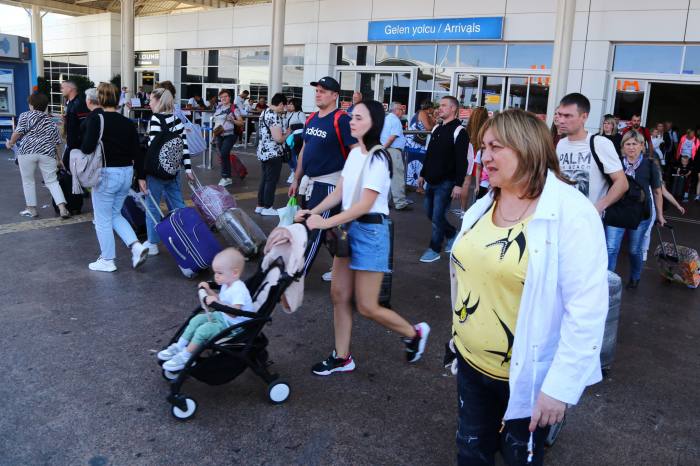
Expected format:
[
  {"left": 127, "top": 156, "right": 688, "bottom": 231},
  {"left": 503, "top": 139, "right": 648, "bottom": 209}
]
[
  {"left": 670, "top": 174, "right": 687, "bottom": 201},
  {"left": 379, "top": 217, "right": 394, "bottom": 308},
  {"left": 52, "top": 168, "right": 83, "bottom": 215}
]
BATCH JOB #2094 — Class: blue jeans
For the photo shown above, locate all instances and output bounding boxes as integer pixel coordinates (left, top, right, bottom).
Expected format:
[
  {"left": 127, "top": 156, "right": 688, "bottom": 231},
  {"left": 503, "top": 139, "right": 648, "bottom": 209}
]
[
  {"left": 145, "top": 175, "right": 186, "bottom": 244},
  {"left": 217, "top": 135, "right": 235, "bottom": 178},
  {"left": 456, "top": 355, "right": 547, "bottom": 466},
  {"left": 605, "top": 217, "right": 652, "bottom": 281},
  {"left": 91, "top": 167, "right": 138, "bottom": 260},
  {"left": 424, "top": 180, "right": 456, "bottom": 252}
]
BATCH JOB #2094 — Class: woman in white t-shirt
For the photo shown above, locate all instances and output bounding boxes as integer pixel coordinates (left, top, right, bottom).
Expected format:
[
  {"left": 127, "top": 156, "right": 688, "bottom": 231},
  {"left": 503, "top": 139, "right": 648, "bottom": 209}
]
[{"left": 296, "top": 100, "right": 430, "bottom": 376}]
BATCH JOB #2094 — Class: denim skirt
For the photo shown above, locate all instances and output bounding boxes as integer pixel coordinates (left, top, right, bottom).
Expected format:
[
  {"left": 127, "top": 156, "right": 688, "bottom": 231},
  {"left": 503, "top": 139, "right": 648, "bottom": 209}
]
[{"left": 348, "top": 218, "right": 391, "bottom": 273}]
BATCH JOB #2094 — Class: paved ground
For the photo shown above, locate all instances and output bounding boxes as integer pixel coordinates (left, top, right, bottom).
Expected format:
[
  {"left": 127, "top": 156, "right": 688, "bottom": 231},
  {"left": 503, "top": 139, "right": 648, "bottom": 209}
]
[{"left": 1, "top": 149, "right": 699, "bottom": 466}]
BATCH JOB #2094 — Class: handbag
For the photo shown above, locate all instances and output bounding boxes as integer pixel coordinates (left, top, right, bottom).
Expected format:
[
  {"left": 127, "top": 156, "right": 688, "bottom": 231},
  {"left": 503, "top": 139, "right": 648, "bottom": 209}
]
[
  {"left": 325, "top": 145, "right": 383, "bottom": 257},
  {"left": 589, "top": 135, "right": 649, "bottom": 229},
  {"left": 174, "top": 107, "right": 206, "bottom": 156},
  {"left": 69, "top": 113, "right": 105, "bottom": 194}
]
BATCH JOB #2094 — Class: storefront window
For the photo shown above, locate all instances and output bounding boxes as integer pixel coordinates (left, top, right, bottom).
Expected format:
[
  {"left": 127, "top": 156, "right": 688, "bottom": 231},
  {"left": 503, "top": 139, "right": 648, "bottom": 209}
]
[
  {"left": 613, "top": 45, "right": 682, "bottom": 74},
  {"left": 682, "top": 46, "right": 700, "bottom": 74},
  {"left": 376, "top": 45, "right": 436, "bottom": 67},
  {"left": 336, "top": 45, "right": 375, "bottom": 66},
  {"left": 506, "top": 44, "right": 553, "bottom": 69}
]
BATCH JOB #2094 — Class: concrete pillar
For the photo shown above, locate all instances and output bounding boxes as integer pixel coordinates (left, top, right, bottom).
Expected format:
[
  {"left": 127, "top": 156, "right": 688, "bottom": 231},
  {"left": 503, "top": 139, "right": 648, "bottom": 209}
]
[
  {"left": 546, "top": 0, "right": 576, "bottom": 125},
  {"left": 120, "top": 0, "right": 135, "bottom": 96},
  {"left": 268, "top": 0, "right": 286, "bottom": 96},
  {"left": 30, "top": 5, "right": 44, "bottom": 77}
]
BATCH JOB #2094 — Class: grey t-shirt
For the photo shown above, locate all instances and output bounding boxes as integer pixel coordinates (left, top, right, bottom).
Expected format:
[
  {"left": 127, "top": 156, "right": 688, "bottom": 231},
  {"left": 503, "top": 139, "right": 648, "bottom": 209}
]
[{"left": 556, "top": 133, "right": 623, "bottom": 206}]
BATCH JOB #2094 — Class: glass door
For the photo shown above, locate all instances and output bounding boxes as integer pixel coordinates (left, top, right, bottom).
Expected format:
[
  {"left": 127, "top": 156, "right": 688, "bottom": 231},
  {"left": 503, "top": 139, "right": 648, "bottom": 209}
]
[
  {"left": 506, "top": 77, "right": 528, "bottom": 110},
  {"left": 481, "top": 76, "right": 505, "bottom": 113},
  {"left": 456, "top": 73, "right": 479, "bottom": 108},
  {"left": 336, "top": 68, "right": 417, "bottom": 113}
]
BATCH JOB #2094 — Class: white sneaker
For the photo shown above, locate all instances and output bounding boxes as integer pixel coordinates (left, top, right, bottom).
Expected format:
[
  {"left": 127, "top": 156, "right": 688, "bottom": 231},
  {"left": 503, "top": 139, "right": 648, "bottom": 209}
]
[
  {"left": 286, "top": 172, "right": 295, "bottom": 184},
  {"left": 157, "top": 343, "right": 182, "bottom": 361},
  {"left": 143, "top": 241, "right": 159, "bottom": 256},
  {"left": 89, "top": 257, "right": 117, "bottom": 272},
  {"left": 218, "top": 177, "right": 233, "bottom": 187},
  {"left": 255, "top": 207, "right": 264, "bottom": 214},
  {"left": 162, "top": 351, "right": 192, "bottom": 372},
  {"left": 260, "top": 207, "right": 278, "bottom": 216},
  {"left": 131, "top": 242, "right": 148, "bottom": 269},
  {"left": 322, "top": 270, "right": 333, "bottom": 282}
]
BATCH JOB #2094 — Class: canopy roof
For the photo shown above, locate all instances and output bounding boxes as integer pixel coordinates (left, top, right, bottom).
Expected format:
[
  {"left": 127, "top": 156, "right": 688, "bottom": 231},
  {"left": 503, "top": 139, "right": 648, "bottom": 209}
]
[{"left": 1, "top": 0, "right": 269, "bottom": 17}]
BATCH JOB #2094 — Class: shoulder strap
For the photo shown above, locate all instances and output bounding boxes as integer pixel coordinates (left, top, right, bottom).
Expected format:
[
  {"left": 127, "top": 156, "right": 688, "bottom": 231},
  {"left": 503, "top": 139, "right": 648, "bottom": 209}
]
[
  {"left": 589, "top": 134, "right": 613, "bottom": 185},
  {"left": 304, "top": 111, "right": 317, "bottom": 126},
  {"left": 453, "top": 125, "right": 464, "bottom": 143},
  {"left": 351, "top": 145, "right": 383, "bottom": 204},
  {"left": 333, "top": 110, "right": 348, "bottom": 160}
]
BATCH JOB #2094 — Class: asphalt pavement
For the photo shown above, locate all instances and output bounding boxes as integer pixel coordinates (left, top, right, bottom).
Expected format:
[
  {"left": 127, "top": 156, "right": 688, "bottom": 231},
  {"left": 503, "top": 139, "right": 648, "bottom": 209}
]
[{"left": 0, "top": 149, "right": 698, "bottom": 466}]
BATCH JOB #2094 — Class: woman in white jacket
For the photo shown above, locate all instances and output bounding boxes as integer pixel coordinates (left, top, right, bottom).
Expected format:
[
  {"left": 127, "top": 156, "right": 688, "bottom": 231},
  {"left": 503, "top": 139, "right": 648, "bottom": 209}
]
[{"left": 449, "top": 110, "right": 608, "bottom": 465}]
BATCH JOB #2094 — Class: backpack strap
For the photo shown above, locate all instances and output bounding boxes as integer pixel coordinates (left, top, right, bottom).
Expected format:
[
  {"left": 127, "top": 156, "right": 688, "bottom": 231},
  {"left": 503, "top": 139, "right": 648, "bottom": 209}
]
[
  {"left": 453, "top": 125, "right": 464, "bottom": 143},
  {"left": 589, "top": 134, "right": 614, "bottom": 186},
  {"left": 304, "top": 111, "right": 318, "bottom": 127},
  {"left": 333, "top": 110, "right": 349, "bottom": 160}
]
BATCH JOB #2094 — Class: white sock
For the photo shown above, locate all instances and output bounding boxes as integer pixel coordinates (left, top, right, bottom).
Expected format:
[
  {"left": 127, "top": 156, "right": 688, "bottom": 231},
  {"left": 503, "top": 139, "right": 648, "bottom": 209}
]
[{"left": 176, "top": 338, "right": 189, "bottom": 350}]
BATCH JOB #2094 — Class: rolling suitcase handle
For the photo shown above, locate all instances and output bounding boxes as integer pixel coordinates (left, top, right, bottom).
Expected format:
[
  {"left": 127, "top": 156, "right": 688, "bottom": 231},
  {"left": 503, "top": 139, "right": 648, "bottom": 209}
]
[
  {"left": 138, "top": 191, "right": 166, "bottom": 225},
  {"left": 655, "top": 223, "right": 680, "bottom": 263}
]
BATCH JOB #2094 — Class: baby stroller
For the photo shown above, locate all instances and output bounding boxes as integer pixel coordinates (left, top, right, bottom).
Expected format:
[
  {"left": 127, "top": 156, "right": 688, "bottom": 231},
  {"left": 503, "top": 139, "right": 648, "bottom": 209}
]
[{"left": 159, "top": 225, "right": 308, "bottom": 421}]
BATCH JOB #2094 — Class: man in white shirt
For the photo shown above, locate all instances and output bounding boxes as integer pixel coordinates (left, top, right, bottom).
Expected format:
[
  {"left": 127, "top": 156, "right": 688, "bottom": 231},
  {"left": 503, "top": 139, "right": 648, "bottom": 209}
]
[
  {"left": 234, "top": 90, "right": 249, "bottom": 115},
  {"left": 555, "top": 93, "right": 628, "bottom": 214},
  {"left": 381, "top": 102, "right": 410, "bottom": 210}
]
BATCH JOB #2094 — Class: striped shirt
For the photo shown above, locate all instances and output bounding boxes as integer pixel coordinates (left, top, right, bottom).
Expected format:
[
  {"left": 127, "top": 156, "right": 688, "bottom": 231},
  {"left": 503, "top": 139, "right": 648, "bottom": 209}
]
[
  {"left": 15, "top": 110, "right": 62, "bottom": 156},
  {"left": 148, "top": 113, "right": 191, "bottom": 173}
]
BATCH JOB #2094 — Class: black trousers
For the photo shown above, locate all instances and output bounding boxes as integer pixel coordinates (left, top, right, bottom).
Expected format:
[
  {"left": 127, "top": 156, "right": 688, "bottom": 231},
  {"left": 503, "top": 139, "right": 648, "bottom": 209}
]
[
  {"left": 257, "top": 156, "right": 283, "bottom": 208},
  {"left": 456, "top": 354, "right": 548, "bottom": 466}
]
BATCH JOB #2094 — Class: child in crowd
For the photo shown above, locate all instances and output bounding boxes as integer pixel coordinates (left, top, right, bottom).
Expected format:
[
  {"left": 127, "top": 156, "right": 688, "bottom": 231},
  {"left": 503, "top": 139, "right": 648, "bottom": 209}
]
[
  {"left": 158, "top": 248, "right": 255, "bottom": 371},
  {"left": 672, "top": 155, "right": 693, "bottom": 202}
]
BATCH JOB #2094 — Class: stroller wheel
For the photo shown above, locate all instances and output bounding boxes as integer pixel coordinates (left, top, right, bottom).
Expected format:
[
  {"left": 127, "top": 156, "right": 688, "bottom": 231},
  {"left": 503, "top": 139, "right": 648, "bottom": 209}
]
[
  {"left": 162, "top": 369, "right": 179, "bottom": 381},
  {"left": 171, "top": 398, "right": 197, "bottom": 421},
  {"left": 268, "top": 380, "right": 290, "bottom": 404}
]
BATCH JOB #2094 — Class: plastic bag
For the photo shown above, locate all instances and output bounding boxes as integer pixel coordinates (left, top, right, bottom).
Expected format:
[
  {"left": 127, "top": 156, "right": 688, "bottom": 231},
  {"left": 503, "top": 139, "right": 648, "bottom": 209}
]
[{"left": 277, "top": 197, "right": 299, "bottom": 227}]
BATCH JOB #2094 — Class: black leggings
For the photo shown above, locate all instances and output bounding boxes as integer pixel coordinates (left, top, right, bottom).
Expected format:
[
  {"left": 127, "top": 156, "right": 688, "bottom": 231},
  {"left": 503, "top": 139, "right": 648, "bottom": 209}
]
[{"left": 257, "top": 157, "right": 282, "bottom": 208}]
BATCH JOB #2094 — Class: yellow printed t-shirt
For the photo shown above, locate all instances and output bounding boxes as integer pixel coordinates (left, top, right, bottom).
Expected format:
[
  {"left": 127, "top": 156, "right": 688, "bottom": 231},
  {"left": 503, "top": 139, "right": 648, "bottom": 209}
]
[{"left": 451, "top": 203, "right": 530, "bottom": 381}]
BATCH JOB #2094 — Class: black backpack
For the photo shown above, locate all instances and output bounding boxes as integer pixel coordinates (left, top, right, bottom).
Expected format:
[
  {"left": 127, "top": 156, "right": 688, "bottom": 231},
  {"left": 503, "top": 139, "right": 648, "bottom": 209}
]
[
  {"left": 590, "top": 135, "right": 649, "bottom": 229},
  {"left": 145, "top": 114, "right": 184, "bottom": 180}
]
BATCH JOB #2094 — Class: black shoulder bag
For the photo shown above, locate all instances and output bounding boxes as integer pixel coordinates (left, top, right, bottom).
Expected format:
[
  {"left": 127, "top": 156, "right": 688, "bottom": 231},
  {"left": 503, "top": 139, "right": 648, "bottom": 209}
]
[{"left": 590, "top": 135, "right": 649, "bottom": 229}]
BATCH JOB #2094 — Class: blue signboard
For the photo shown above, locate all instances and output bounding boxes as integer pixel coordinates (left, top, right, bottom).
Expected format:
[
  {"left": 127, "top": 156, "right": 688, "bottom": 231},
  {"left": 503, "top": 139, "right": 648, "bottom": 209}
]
[{"left": 368, "top": 17, "right": 503, "bottom": 42}]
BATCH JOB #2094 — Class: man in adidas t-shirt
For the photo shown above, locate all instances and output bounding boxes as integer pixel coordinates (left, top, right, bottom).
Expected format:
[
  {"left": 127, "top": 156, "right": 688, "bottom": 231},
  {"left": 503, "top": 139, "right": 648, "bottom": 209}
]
[
  {"left": 289, "top": 76, "right": 358, "bottom": 277},
  {"left": 555, "top": 93, "right": 628, "bottom": 214}
]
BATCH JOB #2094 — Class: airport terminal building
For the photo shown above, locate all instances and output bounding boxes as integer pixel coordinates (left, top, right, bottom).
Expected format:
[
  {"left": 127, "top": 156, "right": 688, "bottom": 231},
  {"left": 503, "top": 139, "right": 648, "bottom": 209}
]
[{"left": 3, "top": 0, "right": 700, "bottom": 130}]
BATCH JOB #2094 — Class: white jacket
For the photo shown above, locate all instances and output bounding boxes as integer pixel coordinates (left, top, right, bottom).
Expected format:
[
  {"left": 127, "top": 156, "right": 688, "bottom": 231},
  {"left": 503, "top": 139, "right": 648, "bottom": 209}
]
[{"left": 450, "top": 171, "right": 609, "bottom": 420}]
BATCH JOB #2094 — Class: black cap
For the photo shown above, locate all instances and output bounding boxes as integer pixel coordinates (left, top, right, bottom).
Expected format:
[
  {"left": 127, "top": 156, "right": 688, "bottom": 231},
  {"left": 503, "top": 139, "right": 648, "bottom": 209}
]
[{"left": 310, "top": 76, "right": 340, "bottom": 93}]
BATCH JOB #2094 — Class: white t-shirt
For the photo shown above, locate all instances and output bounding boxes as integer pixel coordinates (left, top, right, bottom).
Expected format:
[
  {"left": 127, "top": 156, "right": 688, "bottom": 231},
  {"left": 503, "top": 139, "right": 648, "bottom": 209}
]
[
  {"left": 341, "top": 146, "right": 391, "bottom": 215},
  {"left": 556, "top": 132, "right": 623, "bottom": 206},
  {"left": 218, "top": 280, "right": 255, "bottom": 326}
]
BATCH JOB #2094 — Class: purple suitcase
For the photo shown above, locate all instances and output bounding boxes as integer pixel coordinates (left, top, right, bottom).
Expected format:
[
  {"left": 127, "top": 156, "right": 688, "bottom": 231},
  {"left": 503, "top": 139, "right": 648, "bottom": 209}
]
[{"left": 143, "top": 195, "right": 222, "bottom": 278}]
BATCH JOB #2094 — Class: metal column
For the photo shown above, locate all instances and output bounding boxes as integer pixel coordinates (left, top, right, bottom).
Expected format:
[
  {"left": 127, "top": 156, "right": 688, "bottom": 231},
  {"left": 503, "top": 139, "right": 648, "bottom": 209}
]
[
  {"left": 268, "top": 0, "right": 286, "bottom": 96},
  {"left": 120, "top": 0, "right": 135, "bottom": 95},
  {"left": 30, "top": 5, "right": 44, "bottom": 77},
  {"left": 546, "top": 0, "right": 576, "bottom": 125}
]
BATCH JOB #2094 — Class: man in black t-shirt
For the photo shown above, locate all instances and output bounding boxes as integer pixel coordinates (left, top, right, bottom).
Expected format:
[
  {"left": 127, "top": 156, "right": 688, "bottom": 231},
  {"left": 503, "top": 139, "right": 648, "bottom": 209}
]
[
  {"left": 61, "top": 80, "right": 89, "bottom": 168},
  {"left": 417, "top": 96, "right": 468, "bottom": 263}
]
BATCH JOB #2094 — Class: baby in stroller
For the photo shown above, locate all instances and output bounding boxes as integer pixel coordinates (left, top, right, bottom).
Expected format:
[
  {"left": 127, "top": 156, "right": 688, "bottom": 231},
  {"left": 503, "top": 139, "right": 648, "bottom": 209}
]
[{"left": 158, "top": 247, "right": 255, "bottom": 372}]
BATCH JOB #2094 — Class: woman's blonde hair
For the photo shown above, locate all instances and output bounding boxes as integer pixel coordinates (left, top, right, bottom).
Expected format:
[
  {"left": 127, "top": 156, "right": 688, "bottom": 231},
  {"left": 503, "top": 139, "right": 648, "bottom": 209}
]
[
  {"left": 97, "top": 82, "right": 119, "bottom": 108},
  {"left": 150, "top": 87, "right": 174, "bottom": 114},
  {"left": 621, "top": 129, "right": 645, "bottom": 147},
  {"left": 480, "top": 109, "right": 570, "bottom": 200},
  {"left": 600, "top": 115, "right": 617, "bottom": 136}
]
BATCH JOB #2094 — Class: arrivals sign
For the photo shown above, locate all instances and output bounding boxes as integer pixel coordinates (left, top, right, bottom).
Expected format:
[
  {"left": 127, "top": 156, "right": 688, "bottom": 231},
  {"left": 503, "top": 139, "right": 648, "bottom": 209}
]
[{"left": 368, "top": 17, "right": 503, "bottom": 42}]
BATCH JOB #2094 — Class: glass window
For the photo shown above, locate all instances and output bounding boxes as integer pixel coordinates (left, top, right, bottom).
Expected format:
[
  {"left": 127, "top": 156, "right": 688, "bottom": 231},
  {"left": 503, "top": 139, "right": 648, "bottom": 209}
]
[
  {"left": 181, "top": 50, "right": 204, "bottom": 67},
  {"left": 206, "top": 49, "right": 219, "bottom": 67},
  {"left": 460, "top": 45, "right": 505, "bottom": 68},
  {"left": 239, "top": 47, "right": 269, "bottom": 66},
  {"left": 336, "top": 45, "right": 374, "bottom": 66},
  {"left": 417, "top": 67, "right": 434, "bottom": 91},
  {"left": 506, "top": 44, "right": 553, "bottom": 69},
  {"left": 181, "top": 67, "right": 205, "bottom": 83},
  {"left": 69, "top": 54, "right": 88, "bottom": 66},
  {"left": 436, "top": 45, "right": 458, "bottom": 68},
  {"left": 613, "top": 79, "right": 646, "bottom": 120},
  {"left": 376, "top": 45, "right": 435, "bottom": 67},
  {"left": 456, "top": 74, "right": 479, "bottom": 108},
  {"left": 284, "top": 45, "right": 304, "bottom": 66},
  {"left": 682, "top": 46, "right": 700, "bottom": 75},
  {"left": 613, "top": 45, "right": 683, "bottom": 74},
  {"left": 527, "top": 79, "right": 550, "bottom": 117}
]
